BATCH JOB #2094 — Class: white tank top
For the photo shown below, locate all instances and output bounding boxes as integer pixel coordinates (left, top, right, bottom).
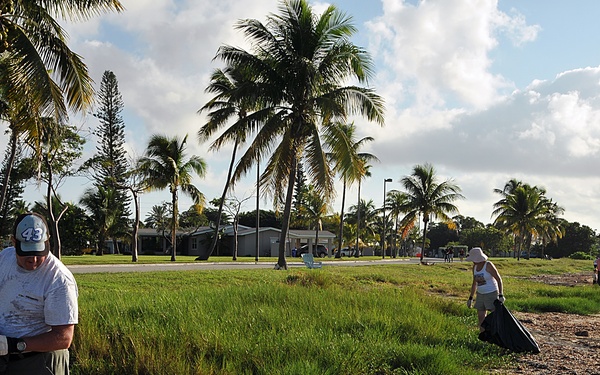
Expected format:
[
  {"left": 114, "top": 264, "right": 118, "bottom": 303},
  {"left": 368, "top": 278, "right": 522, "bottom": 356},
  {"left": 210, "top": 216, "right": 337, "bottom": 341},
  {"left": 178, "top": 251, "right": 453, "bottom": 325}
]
[{"left": 473, "top": 261, "right": 498, "bottom": 294}]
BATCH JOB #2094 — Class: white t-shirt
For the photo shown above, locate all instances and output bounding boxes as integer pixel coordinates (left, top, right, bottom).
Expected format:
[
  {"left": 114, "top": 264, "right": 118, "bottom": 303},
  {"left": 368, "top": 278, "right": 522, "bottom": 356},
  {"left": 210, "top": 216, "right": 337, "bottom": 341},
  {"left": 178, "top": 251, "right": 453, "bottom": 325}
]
[{"left": 0, "top": 247, "right": 78, "bottom": 338}]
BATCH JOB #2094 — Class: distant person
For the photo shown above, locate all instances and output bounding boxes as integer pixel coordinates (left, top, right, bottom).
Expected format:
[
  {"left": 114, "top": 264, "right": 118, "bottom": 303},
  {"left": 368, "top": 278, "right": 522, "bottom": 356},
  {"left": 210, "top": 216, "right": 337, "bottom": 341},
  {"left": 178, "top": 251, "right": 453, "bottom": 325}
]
[
  {"left": 594, "top": 254, "right": 600, "bottom": 285},
  {"left": 0, "top": 212, "right": 79, "bottom": 374},
  {"left": 465, "top": 247, "right": 504, "bottom": 332},
  {"left": 447, "top": 246, "right": 454, "bottom": 263},
  {"left": 459, "top": 248, "right": 465, "bottom": 261}
]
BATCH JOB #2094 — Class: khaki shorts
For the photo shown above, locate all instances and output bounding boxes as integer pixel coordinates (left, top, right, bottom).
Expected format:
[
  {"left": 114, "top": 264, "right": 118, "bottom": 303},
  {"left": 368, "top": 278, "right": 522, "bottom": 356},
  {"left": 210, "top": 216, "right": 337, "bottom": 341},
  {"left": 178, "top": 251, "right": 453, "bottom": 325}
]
[{"left": 474, "top": 291, "right": 499, "bottom": 311}]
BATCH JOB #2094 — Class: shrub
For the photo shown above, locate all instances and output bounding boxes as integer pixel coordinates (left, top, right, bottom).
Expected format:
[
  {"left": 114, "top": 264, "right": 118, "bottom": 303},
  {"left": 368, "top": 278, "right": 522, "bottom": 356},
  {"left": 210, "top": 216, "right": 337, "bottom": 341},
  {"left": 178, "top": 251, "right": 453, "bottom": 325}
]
[{"left": 569, "top": 251, "right": 593, "bottom": 260}]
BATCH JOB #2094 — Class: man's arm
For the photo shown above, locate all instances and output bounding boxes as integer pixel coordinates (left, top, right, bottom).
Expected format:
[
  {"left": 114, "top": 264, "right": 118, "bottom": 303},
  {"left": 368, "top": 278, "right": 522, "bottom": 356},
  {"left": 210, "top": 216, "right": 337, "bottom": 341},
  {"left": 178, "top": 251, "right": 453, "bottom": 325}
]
[{"left": 21, "top": 325, "right": 74, "bottom": 352}]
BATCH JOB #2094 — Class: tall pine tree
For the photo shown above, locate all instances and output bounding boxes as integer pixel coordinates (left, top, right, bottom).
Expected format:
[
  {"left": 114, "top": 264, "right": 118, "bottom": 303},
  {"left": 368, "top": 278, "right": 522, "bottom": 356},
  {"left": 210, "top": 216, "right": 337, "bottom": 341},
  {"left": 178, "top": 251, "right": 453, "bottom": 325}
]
[
  {"left": 90, "top": 70, "right": 131, "bottom": 253},
  {"left": 290, "top": 162, "right": 308, "bottom": 229}
]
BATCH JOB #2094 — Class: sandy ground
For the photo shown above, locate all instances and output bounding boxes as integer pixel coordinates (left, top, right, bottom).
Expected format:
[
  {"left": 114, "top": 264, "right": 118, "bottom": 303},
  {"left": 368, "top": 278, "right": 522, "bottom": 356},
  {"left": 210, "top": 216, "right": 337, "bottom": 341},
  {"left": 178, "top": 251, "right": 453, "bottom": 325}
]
[{"left": 493, "top": 273, "right": 600, "bottom": 375}]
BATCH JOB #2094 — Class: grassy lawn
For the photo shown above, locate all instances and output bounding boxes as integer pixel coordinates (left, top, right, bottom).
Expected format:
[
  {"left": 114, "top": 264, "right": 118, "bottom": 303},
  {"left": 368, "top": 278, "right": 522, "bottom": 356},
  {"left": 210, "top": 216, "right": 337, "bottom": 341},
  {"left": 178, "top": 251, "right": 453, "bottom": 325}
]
[
  {"left": 70, "top": 258, "right": 598, "bottom": 375},
  {"left": 60, "top": 254, "right": 386, "bottom": 265}
]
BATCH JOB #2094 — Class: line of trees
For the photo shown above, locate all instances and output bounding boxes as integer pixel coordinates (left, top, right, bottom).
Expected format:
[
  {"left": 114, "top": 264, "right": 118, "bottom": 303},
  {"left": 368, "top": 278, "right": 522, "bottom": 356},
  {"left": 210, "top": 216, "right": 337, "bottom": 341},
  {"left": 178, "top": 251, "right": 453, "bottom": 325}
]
[
  {"left": 1, "top": 0, "right": 597, "bottom": 264},
  {"left": 196, "top": 0, "right": 385, "bottom": 268},
  {"left": 0, "top": 0, "right": 125, "bottom": 258}
]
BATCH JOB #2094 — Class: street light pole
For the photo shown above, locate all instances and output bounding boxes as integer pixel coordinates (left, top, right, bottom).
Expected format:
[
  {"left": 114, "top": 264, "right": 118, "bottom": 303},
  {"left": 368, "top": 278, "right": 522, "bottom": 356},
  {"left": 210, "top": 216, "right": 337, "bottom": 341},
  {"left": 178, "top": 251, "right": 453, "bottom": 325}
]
[{"left": 382, "top": 178, "right": 392, "bottom": 259}]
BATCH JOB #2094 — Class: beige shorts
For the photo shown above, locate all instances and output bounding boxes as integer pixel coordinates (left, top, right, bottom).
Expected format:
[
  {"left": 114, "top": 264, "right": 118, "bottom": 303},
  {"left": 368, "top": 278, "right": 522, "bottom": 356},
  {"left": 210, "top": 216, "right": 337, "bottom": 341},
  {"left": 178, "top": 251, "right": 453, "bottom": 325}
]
[{"left": 474, "top": 291, "right": 498, "bottom": 311}]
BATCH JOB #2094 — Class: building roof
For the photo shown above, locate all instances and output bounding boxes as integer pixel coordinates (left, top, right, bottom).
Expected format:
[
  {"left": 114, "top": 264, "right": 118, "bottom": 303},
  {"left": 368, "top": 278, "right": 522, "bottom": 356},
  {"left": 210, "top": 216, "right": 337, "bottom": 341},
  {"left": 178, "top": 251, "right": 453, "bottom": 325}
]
[
  {"left": 288, "top": 229, "right": 336, "bottom": 239},
  {"left": 138, "top": 226, "right": 335, "bottom": 240}
]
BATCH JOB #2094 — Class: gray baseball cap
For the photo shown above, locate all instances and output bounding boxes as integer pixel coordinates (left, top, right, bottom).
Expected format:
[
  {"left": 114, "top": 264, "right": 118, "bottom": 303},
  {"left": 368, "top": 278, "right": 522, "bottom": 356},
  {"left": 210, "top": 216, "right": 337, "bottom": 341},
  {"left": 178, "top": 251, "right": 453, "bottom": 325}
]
[{"left": 14, "top": 213, "right": 50, "bottom": 256}]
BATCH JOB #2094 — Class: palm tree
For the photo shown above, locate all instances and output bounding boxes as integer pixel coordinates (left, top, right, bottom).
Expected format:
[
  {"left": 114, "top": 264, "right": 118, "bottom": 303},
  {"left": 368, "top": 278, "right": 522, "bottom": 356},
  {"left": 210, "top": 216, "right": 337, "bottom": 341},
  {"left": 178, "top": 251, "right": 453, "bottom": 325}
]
[
  {"left": 197, "top": 65, "right": 262, "bottom": 260},
  {"left": 324, "top": 122, "right": 377, "bottom": 258},
  {"left": 80, "top": 186, "right": 118, "bottom": 256},
  {"left": 341, "top": 221, "right": 357, "bottom": 250},
  {"left": 0, "top": 58, "right": 40, "bottom": 218},
  {"left": 214, "top": 0, "right": 385, "bottom": 269},
  {"left": 0, "top": 1, "right": 124, "bottom": 212},
  {"left": 398, "top": 163, "right": 464, "bottom": 263},
  {"left": 492, "top": 184, "right": 540, "bottom": 260},
  {"left": 538, "top": 201, "right": 565, "bottom": 259},
  {"left": 386, "top": 190, "right": 410, "bottom": 257},
  {"left": 145, "top": 203, "right": 170, "bottom": 228},
  {"left": 352, "top": 161, "right": 373, "bottom": 257},
  {"left": 492, "top": 182, "right": 563, "bottom": 260},
  {"left": 0, "top": 0, "right": 124, "bottom": 119},
  {"left": 145, "top": 203, "right": 171, "bottom": 253},
  {"left": 373, "top": 210, "right": 394, "bottom": 256},
  {"left": 139, "top": 134, "right": 207, "bottom": 261},
  {"left": 493, "top": 178, "right": 523, "bottom": 197},
  {"left": 300, "top": 184, "right": 331, "bottom": 256},
  {"left": 347, "top": 198, "right": 377, "bottom": 255}
]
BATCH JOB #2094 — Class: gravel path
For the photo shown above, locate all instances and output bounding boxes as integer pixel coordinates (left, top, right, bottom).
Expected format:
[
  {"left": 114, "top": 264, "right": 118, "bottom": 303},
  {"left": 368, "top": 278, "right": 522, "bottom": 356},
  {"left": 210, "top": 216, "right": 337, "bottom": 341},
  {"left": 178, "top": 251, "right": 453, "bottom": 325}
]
[{"left": 496, "top": 273, "right": 600, "bottom": 375}]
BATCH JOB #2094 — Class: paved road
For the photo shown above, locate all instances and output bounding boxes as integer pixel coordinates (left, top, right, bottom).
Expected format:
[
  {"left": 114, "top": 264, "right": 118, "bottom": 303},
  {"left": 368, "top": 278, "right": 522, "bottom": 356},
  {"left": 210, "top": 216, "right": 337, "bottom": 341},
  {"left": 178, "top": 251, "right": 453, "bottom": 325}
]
[{"left": 67, "top": 257, "right": 454, "bottom": 274}]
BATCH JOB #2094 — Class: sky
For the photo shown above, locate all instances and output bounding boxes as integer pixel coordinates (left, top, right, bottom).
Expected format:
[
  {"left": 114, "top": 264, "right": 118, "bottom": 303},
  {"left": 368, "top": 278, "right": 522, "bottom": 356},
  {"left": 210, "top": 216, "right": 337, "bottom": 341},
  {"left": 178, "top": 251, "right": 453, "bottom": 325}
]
[{"left": 5, "top": 0, "right": 600, "bottom": 232}]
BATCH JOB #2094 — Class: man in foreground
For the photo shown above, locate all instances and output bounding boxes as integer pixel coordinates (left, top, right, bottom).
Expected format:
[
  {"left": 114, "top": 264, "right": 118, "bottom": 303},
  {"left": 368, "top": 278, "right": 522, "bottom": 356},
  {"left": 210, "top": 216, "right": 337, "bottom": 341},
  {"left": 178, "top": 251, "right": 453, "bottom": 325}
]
[{"left": 0, "top": 213, "right": 79, "bottom": 374}]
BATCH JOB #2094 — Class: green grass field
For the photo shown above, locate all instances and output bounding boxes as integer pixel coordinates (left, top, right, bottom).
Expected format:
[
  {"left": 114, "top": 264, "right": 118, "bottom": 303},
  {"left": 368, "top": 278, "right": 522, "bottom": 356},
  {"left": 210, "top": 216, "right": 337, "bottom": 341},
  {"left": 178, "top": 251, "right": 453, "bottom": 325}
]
[
  {"left": 69, "top": 258, "right": 598, "bottom": 375},
  {"left": 60, "top": 254, "right": 383, "bottom": 265}
]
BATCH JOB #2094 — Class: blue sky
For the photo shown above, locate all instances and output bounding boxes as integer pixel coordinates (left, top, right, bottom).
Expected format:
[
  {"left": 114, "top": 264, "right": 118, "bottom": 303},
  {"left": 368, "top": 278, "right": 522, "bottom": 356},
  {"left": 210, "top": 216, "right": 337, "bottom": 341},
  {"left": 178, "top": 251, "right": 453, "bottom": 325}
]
[{"left": 6, "top": 0, "right": 600, "bottom": 232}]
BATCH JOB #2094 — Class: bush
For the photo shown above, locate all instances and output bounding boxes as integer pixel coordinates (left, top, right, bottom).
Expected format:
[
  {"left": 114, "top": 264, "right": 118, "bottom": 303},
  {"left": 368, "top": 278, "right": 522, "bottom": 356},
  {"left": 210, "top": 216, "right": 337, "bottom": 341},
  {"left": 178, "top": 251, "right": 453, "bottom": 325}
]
[{"left": 569, "top": 251, "right": 593, "bottom": 260}]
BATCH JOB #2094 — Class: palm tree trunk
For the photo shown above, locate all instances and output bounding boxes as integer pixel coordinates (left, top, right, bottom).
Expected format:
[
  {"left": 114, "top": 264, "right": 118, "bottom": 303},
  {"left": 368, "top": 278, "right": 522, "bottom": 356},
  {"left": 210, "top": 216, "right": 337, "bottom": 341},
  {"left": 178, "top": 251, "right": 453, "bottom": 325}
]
[
  {"left": 131, "top": 191, "right": 140, "bottom": 262},
  {"left": 200, "top": 138, "right": 239, "bottom": 261},
  {"left": 541, "top": 238, "right": 546, "bottom": 260},
  {"left": 525, "top": 233, "right": 533, "bottom": 259},
  {"left": 517, "top": 227, "right": 524, "bottom": 261},
  {"left": 233, "top": 216, "right": 239, "bottom": 261},
  {"left": 355, "top": 182, "right": 361, "bottom": 258},
  {"left": 276, "top": 156, "right": 298, "bottom": 270},
  {"left": 171, "top": 189, "right": 178, "bottom": 262},
  {"left": 394, "top": 214, "right": 399, "bottom": 258},
  {"left": 315, "top": 220, "right": 320, "bottom": 257},
  {"left": 255, "top": 157, "right": 260, "bottom": 262},
  {"left": 0, "top": 126, "right": 18, "bottom": 225},
  {"left": 336, "top": 178, "right": 347, "bottom": 258},
  {"left": 420, "top": 218, "right": 429, "bottom": 263},
  {"left": 97, "top": 231, "right": 105, "bottom": 256}
]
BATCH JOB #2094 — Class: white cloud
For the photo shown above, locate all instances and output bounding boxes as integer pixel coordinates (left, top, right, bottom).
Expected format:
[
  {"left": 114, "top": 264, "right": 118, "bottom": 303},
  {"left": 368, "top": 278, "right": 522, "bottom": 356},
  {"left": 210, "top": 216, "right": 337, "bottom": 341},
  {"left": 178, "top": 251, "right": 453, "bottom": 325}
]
[
  {"left": 492, "top": 7, "right": 541, "bottom": 46},
  {"left": 368, "top": 0, "right": 540, "bottom": 110},
  {"left": 6, "top": 0, "right": 600, "bottom": 232}
]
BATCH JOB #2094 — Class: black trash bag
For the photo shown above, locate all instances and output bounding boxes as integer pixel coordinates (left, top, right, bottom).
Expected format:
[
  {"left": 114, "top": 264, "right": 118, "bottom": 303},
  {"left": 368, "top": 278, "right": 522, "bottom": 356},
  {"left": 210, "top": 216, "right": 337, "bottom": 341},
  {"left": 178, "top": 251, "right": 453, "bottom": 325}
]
[{"left": 479, "top": 299, "right": 541, "bottom": 354}]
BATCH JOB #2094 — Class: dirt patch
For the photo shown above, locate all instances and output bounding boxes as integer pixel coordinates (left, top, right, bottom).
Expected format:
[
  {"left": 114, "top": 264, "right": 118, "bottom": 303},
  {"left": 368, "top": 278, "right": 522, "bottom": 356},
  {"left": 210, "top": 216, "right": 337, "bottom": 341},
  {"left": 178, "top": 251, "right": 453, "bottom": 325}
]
[
  {"left": 505, "top": 312, "right": 600, "bottom": 375},
  {"left": 497, "top": 272, "right": 600, "bottom": 375},
  {"left": 526, "top": 272, "right": 594, "bottom": 287}
]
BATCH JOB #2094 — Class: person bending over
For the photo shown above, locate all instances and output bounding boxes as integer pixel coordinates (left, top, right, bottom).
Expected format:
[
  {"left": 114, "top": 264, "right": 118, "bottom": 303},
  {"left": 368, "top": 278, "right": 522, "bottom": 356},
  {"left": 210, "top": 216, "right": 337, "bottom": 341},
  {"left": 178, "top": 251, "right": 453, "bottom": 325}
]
[{"left": 465, "top": 247, "right": 504, "bottom": 332}]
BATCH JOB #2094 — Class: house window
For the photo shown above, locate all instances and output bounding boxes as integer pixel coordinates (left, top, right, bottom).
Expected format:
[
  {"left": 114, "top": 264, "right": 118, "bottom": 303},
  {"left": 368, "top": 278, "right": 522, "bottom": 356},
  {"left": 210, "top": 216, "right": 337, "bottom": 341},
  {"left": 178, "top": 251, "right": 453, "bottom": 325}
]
[{"left": 191, "top": 238, "right": 197, "bottom": 250}]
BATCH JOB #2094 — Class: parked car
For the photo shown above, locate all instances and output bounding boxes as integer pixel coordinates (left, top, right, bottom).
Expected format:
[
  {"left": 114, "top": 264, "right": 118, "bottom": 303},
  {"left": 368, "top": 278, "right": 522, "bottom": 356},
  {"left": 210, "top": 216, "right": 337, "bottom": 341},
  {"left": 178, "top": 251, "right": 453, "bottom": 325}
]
[
  {"left": 335, "top": 247, "right": 361, "bottom": 257},
  {"left": 299, "top": 244, "right": 328, "bottom": 258}
]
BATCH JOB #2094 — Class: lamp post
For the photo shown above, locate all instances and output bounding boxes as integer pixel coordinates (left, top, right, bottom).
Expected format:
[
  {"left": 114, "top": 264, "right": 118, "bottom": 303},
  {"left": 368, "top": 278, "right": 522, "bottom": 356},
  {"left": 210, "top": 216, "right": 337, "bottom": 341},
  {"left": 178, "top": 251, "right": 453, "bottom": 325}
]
[{"left": 382, "top": 178, "right": 392, "bottom": 259}]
